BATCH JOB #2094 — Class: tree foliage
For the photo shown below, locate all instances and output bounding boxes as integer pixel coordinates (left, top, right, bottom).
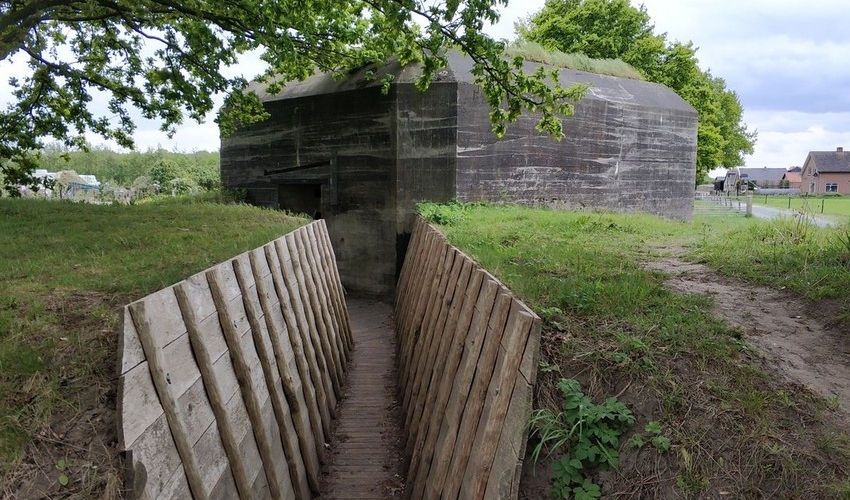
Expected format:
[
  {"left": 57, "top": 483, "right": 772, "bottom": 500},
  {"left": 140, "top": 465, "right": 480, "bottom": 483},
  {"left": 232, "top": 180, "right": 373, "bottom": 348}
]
[
  {"left": 1, "top": 0, "right": 588, "bottom": 194},
  {"left": 30, "top": 143, "right": 220, "bottom": 191},
  {"left": 519, "top": 0, "right": 756, "bottom": 182}
]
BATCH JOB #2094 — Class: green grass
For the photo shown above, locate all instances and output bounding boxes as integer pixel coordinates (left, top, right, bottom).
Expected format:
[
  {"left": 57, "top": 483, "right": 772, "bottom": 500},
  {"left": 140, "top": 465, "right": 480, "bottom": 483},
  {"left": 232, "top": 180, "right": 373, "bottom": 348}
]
[
  {"left": 0, "top": 195, "right": 308, "bottom": 496},
  {"left": 693, "top": 207, "right": 850, "bottom": 305},
  {"left": 505, "top": 41, "right": 645, "bottom": 80},
  {"left": 423, "top": 202, "right": 850, "bottom": 498},
  {"left": 744, "top": 194, "right": 850, "bottom": 221}
]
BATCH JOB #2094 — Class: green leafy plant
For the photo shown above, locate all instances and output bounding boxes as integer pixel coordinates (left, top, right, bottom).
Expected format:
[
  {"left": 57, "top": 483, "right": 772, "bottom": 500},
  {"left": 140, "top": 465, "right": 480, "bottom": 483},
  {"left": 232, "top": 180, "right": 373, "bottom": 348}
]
[
  {"left": 529, "top": 378, "right": 636, "bottom": 499},
  {"left": 644, "top": 421, "right": 671, "bottom": 453},
  {"left": 56, "top": 459, "right": 69, "bottom": 487}
]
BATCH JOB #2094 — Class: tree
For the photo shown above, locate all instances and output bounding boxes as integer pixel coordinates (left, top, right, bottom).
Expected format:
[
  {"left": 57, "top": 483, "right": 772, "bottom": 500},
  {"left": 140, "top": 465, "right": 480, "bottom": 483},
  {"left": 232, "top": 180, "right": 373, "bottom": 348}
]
[
  {"left": 1, "top": 0, "right": 588, "bottom": 194},
  {"left": 519, "top": 0, "right": 756, "bottom": 182}
]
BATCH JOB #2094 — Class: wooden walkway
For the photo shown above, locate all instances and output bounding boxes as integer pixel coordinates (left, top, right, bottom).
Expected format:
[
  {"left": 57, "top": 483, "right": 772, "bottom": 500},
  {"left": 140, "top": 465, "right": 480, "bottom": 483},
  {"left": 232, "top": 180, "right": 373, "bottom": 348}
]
[{"left": 317, "top": 299, "right": 406, "bottom": 500}]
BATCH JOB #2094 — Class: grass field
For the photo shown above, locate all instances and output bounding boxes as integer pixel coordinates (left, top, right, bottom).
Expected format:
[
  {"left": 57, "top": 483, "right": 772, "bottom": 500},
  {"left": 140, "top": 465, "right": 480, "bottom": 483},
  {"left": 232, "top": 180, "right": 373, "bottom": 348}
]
[
  {"left": 422, "top": 202, "right": 850, "bottom": 499},
  {"left": 4, "top": 196, "right": 850, "bottom": 499},
  {"left": 742, "top": 194, "right": 850, "bottom": 221},
  {"left": 0, "top": 195, "right": 308, "bottom": 498}
]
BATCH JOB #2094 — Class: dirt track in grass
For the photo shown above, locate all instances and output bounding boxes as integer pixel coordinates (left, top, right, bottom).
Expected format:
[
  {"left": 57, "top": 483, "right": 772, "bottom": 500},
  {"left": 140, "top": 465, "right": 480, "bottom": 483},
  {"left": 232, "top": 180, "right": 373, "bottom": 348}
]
[{"left": 645, "top": 256, "right": 850, "bottom": 415}]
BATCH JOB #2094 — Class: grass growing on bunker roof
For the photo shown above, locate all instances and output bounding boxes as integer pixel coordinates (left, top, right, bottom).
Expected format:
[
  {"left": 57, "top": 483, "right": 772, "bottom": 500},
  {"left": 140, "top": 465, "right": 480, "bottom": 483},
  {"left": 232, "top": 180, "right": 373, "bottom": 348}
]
[
  {"left": 422, "top": 202, "right": 850, "bottom": 499},
  {"left": 505, "top": 41, "right": 646, "bottom": 80}
]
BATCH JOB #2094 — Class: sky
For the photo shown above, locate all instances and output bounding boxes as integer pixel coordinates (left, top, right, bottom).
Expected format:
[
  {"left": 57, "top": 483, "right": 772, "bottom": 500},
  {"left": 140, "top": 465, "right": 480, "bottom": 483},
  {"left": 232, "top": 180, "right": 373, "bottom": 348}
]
[{"left": 3, "top": 0, "right": 848, "bottom": 173}]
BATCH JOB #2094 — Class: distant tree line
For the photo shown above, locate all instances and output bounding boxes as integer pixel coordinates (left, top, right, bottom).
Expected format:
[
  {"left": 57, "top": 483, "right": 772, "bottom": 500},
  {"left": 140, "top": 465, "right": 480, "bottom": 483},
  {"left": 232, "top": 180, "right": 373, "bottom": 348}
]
[{"left": 3, "top": 144, "right": 220, "bottom": 197}]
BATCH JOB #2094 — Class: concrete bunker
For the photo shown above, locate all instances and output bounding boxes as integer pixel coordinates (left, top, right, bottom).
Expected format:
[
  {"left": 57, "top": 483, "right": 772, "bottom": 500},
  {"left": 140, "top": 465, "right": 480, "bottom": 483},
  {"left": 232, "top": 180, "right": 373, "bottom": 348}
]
[{"left": 221, "top": 53, "right": 698, "bottom": 296}]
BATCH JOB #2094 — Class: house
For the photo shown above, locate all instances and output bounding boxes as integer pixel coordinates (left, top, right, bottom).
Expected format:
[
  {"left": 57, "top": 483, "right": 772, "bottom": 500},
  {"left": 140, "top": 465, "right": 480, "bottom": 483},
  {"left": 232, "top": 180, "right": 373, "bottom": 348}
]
[
  {"left": 736, "top": 167, "right": 787, "bottom": 189},
  {"left": 782, "top": 167, "right": 802, "bottom": 189},
  {"left": 221, "top": 52, "right": 698, "bottom": 295},
  {"left": 801, "top": 147, "right": 850, "bottom": 194}
]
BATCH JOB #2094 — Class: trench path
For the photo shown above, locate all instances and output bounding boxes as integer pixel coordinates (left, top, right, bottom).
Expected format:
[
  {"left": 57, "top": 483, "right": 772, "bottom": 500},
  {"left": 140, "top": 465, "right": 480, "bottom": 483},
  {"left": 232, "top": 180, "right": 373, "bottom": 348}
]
[{"left": 317, "top": 299, "right": 406, "bottom": 500}]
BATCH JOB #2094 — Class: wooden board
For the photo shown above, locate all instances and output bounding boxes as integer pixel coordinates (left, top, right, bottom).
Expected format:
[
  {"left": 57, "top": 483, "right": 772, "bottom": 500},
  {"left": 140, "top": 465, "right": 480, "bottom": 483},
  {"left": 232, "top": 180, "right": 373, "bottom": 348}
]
[
  {"left": 266, "top": 242, "right": 328, "bottom": 460},
  {"left": 275, "top": 237, "right": 335, "bottom": 436},
  {"left": 234, "top": 253, "right": 312, "bottom": 500},
  {"left": 396, "top": 218, "right": 544, "bottom": 500},
  {"left": 250, "top": 247, "right": 322, "bottom": 493}
]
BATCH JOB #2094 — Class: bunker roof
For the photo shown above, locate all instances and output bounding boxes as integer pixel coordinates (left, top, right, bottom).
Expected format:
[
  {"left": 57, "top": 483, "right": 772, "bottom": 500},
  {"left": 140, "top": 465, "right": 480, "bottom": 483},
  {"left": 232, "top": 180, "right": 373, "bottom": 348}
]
[{"left": 249, "top": 51, "right": 695, "bottom": 114}]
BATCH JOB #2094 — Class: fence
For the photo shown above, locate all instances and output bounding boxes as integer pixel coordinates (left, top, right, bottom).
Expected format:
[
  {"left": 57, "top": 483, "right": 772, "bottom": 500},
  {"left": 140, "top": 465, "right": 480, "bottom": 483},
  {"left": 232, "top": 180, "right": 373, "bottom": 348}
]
[
  {"left": 394, "top": 217, "right": 542, "bottom": 500},
  {"left": 117, "top": 220, "right": 351, "bottom": 500}
]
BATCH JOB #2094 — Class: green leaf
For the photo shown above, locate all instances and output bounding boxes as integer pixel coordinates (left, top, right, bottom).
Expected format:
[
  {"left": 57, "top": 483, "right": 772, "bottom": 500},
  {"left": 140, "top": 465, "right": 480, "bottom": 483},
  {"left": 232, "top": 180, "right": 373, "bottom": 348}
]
[
  {"left": 651, "top": 435, "right": 672, "bottom": 453},
  {"left": 645, "top": 420, "right": 663, "bottom": 435},
  {"left": 58, "top": 473, "right": 69, "bottom": 486}
]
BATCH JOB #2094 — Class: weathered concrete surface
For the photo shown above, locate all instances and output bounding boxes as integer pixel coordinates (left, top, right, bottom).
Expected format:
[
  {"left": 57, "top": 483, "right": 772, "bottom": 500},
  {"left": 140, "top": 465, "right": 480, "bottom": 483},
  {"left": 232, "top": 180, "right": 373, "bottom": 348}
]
[
  {"left": 452, "top": 55, "right": 697, "bottom": 220},
  {"left": 221, "top": 85, "right": 398, "bottom": 296},
  {"left": 221, "top": 53, "right": 698, "bottom": 294}
]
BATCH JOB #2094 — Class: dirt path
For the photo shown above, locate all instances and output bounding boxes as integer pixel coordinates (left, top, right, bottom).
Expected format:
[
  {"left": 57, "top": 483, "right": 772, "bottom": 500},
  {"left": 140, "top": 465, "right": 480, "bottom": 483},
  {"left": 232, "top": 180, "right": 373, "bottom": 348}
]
[{"left": 645, "top": 256, "right": 850, "bottom": 414}]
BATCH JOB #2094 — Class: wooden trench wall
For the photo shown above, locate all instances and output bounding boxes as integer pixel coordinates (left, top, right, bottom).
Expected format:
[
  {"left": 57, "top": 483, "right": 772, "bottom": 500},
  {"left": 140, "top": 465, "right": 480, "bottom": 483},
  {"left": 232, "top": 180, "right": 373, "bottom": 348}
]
[
  {"left": 395, "top": 217, "right": 543, "bottom": 500},
  {"left": 117, "top": 220, "right": 352, "bottom": 500}
]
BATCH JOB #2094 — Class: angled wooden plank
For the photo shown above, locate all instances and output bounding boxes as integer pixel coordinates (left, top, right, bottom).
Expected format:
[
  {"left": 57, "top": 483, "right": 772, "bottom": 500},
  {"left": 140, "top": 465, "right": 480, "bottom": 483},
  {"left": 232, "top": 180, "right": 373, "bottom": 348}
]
[
  {"left": 405, "top": 255, "right": 471, "bottom": 462},
  {"left": 287, "top": 230, "right": 340, "bottom": 405},
  {"left": 406, "top": 260, "right": 481, "bottom": 493},
  {"left": 413, "top": 275, "right": 498, "bottom": 500},
  {"left": 396, "top": 224, "right": 432, "bottom": 350},
  {"left": 398, "top": 231, "right": 441, "bottom": 392},
  {"left": 408, "top": 266, "right": 486, "bottom": 499},
  {"left": 313, "top": 220, "right": 353, "bottom": 351},
  {"left": 402, "top": 239, "right": 449, "bottom": 422},
  {"left": 441, "top": 290, "right": 513, "bottom": 500},
  {"left": 128, "top": 299, "right": 208, "bottom": 500},
  {"left": 120, "top": 386, "right": 188, "bottom": 500},
  {"left": 266, "top": 243, "right": 328, "bottom": 458},
  {"left": 208, "top": 266, "right": 290, "bottom": 500},
  {"left": 404, "top": 246, "right": 457, "bottom": 438},
  {"left": 459, "top": 302, "right": 536, "bottom": 499},
  {"left": 118, "top": 306, "right": 146, "bottom": 375},
  {"left": 394, "top": 220, "right": 428, "bottom": 358},
  {"left": 251, "top": 247, "right": 322, "bottom": 492},
  {"left": 313, "top": 222, "right": 352, "bottom": 360},
  {"left": 293, "top": 227, "right": 343, "bottom": 397},
  {"left": 278, "top": 236, "right": 336, "bottom": 429},
  {"left": 174, "top": 282, "right": 254, "bottom": 500},
  {"left": 234, "top": 255, "right": 312, "bottom": 500},
  {"left": 484, "top": 311, "right": 541, "bottom": 500},
  {"left": 400, "top": 229, "right": 441, "bottom": 347},
  {"left": 394, "top": 216, "right": 426, "bottom": 315},
  {"left": 305, "top": 223, "right": 348, "bottom": 369},
  {"left": 123, "top": 418, "right": 191, "bottom": 500},
  {"left": 119, "top": 358, "right": 166, "bottom": 452}
]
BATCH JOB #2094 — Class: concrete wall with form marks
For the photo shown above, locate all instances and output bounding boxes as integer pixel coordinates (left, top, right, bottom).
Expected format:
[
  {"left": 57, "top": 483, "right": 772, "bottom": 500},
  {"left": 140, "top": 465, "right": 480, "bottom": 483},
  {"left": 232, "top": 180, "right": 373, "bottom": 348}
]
[{"left": 221, "top": 51, "right": 698, "bottom": 296}]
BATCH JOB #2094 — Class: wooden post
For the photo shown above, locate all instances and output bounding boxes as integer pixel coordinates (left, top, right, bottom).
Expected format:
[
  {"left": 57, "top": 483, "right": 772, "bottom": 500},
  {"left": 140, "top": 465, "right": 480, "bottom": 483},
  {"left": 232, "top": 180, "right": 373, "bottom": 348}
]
[{"left": 128, "top": 301, "right": 210, "bottom": 500}]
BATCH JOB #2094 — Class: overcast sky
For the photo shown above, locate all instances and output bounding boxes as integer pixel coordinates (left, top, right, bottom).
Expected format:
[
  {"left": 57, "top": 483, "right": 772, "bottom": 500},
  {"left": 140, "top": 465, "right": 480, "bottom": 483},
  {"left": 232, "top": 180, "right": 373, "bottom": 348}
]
[
  {"left": 3, "top": 0, "right": 848, "bottom": 172},
  {"left": 492, "top": 0, "right": 850, "bottom": 173}
]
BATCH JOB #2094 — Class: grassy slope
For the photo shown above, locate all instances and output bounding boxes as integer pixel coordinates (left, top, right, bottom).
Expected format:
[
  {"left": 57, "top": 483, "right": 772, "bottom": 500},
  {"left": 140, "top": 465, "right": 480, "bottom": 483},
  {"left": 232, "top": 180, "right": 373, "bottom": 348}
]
[
  {"left": 429, "top": 203, "right": 850, "bottom": 499},
  {"left": 0, "top": 196, "right": 308, "bottom": 498}
]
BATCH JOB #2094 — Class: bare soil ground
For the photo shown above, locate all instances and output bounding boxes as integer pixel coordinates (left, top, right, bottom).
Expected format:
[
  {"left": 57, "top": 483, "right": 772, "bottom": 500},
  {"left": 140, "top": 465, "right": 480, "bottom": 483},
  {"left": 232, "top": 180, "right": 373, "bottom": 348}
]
[
  {"left": 645, "top": 256, "right": 850, "bottom": 414},
  {"left": 1, "top": 293, "right": 126, "bottom": 500}
]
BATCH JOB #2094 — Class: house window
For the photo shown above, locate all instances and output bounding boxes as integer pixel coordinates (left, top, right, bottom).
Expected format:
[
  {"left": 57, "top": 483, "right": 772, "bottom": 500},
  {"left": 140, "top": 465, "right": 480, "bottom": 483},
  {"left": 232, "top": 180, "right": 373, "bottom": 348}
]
[
  {"left": 810, "top": 182, "right": 816, "bottom": 193},
  {"left": 825, "top": 183, "right": 838, "bottom": 193}
]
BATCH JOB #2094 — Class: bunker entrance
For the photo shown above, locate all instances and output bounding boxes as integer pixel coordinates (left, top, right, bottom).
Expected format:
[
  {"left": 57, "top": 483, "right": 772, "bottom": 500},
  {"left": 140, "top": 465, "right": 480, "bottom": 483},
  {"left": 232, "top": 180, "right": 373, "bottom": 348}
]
[{"left": 278, "top": 183, "right": 322, "bottom": 218}]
